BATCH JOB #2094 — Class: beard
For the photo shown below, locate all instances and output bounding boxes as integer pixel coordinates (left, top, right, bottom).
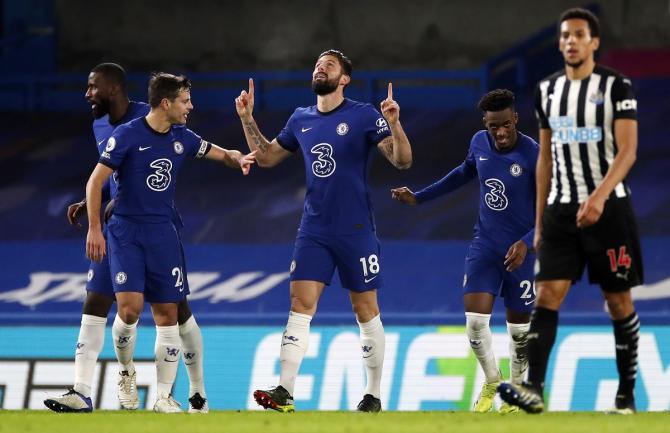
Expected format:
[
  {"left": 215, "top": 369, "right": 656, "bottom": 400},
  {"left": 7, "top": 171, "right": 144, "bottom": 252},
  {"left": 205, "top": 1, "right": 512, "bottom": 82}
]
[
  {"left": 311, "top": 75, "right": 340, "bottom": 96},
  {"left": 91, "top": 99, "right": 110, "bottom": 119}
]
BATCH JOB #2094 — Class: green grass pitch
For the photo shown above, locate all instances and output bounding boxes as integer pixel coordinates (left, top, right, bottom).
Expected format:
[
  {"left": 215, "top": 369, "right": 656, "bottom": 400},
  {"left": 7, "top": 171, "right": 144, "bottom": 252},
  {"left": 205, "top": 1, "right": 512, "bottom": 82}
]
[{"left": 1, "top": 411, "right": 668, "bottom": 433}]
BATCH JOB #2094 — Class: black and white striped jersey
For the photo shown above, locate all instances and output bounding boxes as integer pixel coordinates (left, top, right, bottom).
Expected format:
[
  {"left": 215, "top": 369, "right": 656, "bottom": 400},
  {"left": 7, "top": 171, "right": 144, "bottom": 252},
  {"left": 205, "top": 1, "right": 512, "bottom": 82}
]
[{"left": 535, "top": 65, "right": 637, "bottom": 205}]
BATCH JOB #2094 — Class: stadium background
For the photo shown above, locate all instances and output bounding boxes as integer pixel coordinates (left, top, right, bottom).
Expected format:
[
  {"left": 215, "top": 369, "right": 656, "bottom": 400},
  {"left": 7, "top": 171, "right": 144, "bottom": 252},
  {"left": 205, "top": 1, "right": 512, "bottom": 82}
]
[{"left": 1, "top": 0, "right": 669, "bottom": 412}]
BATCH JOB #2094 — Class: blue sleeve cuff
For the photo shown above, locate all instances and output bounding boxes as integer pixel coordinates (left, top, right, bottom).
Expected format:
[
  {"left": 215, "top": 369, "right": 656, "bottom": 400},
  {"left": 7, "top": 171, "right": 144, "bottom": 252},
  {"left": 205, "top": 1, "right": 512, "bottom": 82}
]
[{"left": 521, "top": 229, "right": 535, "bottom": 249}]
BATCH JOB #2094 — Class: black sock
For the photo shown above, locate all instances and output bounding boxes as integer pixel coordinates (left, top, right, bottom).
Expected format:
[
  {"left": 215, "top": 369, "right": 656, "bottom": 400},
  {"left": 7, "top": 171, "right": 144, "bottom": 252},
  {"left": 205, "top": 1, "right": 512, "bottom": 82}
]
[
  {"left": 525, "top": 307, "right": 559, "bottom": 395},
  {"left": 612, "top": 311, "right": 640, "bottom": 399}
]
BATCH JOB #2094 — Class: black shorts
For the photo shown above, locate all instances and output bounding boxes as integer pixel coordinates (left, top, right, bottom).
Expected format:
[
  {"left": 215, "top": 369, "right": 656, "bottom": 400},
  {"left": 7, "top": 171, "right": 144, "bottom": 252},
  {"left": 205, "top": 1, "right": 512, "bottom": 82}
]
[{"left": 536, "top": 197, "right": 643, "bottom": 292}]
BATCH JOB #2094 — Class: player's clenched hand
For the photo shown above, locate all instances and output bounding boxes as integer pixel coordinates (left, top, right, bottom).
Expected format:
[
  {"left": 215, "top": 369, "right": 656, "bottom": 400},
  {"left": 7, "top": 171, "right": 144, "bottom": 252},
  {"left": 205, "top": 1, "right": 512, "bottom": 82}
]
[
  {"left": 235, "top": 78, "right": 255, "bottom": 122},
  {"left": 380, "top": 83, "right": 399, "bottom": 125},
  {"left": 67, "top": 199, "right": 87, "bottom": 227},
  {"left": 86, "top": 228, "right": 106, "bottom": 263},
  {"left": 504, "top": 239, "right": 528, "bottom": 272},
  {"left": 390, "top": 187, "right": 418, "bottom": 205},
  {"left": 576, "top": 192, "right": 605, "bottom": 228},
  {"left": 239, "top": 150, "right": 257, "bottom": 175}
]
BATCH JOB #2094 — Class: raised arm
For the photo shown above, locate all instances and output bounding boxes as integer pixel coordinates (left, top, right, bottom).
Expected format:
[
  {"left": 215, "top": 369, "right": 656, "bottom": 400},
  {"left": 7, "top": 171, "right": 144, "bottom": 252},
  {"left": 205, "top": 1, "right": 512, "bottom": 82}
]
[
  {"left": 85, "top": 163, "right": 113, "bottom": 262},
  {"left": 235, "top": 78, "right": 291, "bottom": 168},
  {"left": 204, "top": 144, "right": 256, "bottom": 175},
  {"left": 378, "top": 83, "right": 412, "bottom": 170}
]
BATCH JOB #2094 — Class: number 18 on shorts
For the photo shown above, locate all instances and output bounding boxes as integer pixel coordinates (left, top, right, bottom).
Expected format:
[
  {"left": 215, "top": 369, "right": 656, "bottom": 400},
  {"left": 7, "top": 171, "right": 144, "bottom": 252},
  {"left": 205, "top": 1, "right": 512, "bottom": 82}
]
[{"left": 289, "top": 231, "right": 384, "bottom": 293}]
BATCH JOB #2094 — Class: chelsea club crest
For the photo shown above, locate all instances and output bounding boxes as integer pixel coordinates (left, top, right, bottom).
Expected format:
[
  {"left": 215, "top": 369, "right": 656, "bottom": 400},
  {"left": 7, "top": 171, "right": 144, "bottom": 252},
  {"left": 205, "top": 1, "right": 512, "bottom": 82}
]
[{"left": 336, "top": 123, "right": 349, "bottom": 136}]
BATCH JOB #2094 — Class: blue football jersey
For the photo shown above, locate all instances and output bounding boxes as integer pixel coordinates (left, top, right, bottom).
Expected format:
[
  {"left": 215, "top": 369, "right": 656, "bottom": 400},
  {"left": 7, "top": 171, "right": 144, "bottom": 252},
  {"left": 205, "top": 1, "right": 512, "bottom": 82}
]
[
  {"left": 92, "top": 101, "right": 150, "bottom": 198},
  {"left": 99, "top": 117, "right": 211, "bottom": 223},
  {"left": 276, "top": 98, "right": 391, "bottom": 235},
  {"left": 416, "top": 131, "right": 538, "bottom": 252}
]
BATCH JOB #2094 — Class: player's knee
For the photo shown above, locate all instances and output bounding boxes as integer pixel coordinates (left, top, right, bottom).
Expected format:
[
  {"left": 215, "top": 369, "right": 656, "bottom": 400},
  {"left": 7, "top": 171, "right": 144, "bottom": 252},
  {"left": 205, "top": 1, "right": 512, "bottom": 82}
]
[
  {"left": 465, "top": 312, "right": 490, "bottom": 333},
  {"left": 290, "top": 295, "right": 317, "bottom": 315},
  {"left": 117, "top": 303, "right": 141, "bottom": 324},
  {"left": 117, "top": 310, "right": 140, "bottom": 324},
  {"left": 605, "top": 294, "right": 633, "bottom": 319},
  {"left": 82, "top": 292, "right": 114, "bottom": 317},
  {"left": 177, "top": 300, "right": 192, "bottom": 325},
  {"left": 351, "top": 302, "right": 379, "bottom": 323},
  {"left": 535, "top": 283, "right": 568, "bottom": 309}
]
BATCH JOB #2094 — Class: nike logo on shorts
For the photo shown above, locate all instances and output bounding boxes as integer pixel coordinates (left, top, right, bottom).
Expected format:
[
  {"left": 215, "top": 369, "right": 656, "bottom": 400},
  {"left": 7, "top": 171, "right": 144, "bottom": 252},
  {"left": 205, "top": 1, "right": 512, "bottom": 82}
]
[
  {"left": 139, "top": 146, "right": 152, "bottom": 151},
  {"left": 364, "top": 276, "right": 377, "bottom": 283},
  {"left": 301, "top": 127, "right": 312, "bottom": 132}
]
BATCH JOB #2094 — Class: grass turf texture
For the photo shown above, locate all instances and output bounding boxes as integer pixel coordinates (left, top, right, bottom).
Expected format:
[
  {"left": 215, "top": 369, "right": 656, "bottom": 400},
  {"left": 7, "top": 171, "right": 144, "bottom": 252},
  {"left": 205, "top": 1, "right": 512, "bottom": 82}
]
[{"left": 1, "top": 411, "right": 668, "bottom": 433}]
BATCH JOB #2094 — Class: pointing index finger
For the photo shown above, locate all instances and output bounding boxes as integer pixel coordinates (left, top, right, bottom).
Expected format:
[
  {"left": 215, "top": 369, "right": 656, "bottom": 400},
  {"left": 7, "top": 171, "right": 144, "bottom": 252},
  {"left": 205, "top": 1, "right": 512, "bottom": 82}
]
[
  {"left": 249, "top": 78, "right": 254, "bottom": 96},
  {"left": 387, "top": 82, "right": 393, "bottom": 100}
]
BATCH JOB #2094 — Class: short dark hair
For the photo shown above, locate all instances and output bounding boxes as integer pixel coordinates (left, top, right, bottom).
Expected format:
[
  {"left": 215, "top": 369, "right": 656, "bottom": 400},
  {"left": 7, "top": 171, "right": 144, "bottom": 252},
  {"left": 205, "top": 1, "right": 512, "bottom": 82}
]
[
  {"left": 559, "top": 7, "right": 600, "bottom": 38},
  {"left": 478, "top": 89, "right": 515, "bottom": 112},
  {"left": 91, "top": 62, "right": 127, "bottom": 88},
  {"left": 318, "top": 49, "right": 353, "bottom": 77},
  {"left": 148, "top": 72, "right": 192, "bottom": 108}
]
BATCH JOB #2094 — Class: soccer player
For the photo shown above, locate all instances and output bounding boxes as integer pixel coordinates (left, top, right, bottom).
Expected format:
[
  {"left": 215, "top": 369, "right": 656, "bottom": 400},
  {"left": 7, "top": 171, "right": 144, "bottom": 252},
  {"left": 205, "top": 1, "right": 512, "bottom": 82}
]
[
  {"left": 83, "top": 72, "right": 255, "bottom": 412},
  {"left": 391, "top": 89, "right": 537, "bottom": 413},
  {"left": 235, "top": 49, "right": 412, "bottom": 413},
  {"left": 498, "top": 8, "right": 643, "bottom": 414},
  {"left": 44, "top": 63, "right": 210, "bottom": 414}
]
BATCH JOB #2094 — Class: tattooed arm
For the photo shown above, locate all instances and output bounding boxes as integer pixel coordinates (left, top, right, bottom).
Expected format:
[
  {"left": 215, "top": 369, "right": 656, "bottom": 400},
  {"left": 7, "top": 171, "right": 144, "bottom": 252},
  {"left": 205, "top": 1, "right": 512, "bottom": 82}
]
[
  {"left": 240, "top": 119, "right": 291, "bottom": 168},
  {"left": 378, "top": 134, "right": 412, "bottom": 170},
  {"left": 235, "top": 78, "right": 291, "bottom": 168}
]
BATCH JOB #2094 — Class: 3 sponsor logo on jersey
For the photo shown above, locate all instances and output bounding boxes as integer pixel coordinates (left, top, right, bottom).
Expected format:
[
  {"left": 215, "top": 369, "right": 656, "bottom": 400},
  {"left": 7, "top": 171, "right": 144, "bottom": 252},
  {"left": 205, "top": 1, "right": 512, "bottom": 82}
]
[
  {"left": 146, "top": 158, "right": 173, "bottom": 191},
  {"left": 510, "top": 163, "right": 522, "bottom": 177},
  {"left": 310, "top": 143, "right": 336, "bottom": 177},
  {"left": 174, "top": 141, "right": 184, "bottom": 155},
  {"left": 483, "top": 178, "right": 508, "bottom": 211},
  {"left": 336, "top": 123, "right": 349, "bottom": 135}
]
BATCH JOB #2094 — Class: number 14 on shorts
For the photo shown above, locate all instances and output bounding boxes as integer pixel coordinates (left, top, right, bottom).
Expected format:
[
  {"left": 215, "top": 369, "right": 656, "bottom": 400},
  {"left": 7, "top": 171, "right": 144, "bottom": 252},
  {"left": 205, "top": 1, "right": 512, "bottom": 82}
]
[{"left": 606, "top": 246, "right": 632, "bottom": 273}]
